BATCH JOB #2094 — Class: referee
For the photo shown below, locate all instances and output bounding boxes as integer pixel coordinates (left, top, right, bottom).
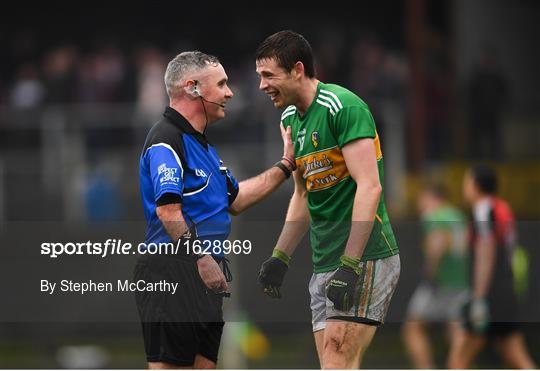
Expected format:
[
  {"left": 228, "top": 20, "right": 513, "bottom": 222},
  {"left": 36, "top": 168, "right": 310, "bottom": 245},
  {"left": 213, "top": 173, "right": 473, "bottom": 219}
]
[{"left": 136, "top": 51, "right": 295, "bottom": 369}]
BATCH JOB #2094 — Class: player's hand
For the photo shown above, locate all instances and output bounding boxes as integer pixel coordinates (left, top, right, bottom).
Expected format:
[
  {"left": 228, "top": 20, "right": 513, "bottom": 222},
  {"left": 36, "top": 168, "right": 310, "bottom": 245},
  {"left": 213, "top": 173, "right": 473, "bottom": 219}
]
[
  {"left": 197, "top": 255, "right": 228, "bottom": 293},
  {"left": 326, "top": 256, "right": 361, "bottom": 311},
  {"left": 258, "top": 249, "right": 290, "bottom": 299},
  {"left": 280, "top": 123, "right": 295, "bottom": 169},
  {"left": 469, "top": 298, "right": 489, "bottom": 333}
]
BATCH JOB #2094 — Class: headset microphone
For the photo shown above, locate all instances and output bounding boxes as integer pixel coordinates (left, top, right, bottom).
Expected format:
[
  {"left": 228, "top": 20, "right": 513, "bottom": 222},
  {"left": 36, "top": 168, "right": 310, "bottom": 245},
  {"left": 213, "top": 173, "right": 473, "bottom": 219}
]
[
  {"left": 189, "top": 80, "right": 225, "bottom": 108},
  {"left": 187, "top": 80, "right": 226, "bottom": 134},
  {"left": 200, "top": 96, "right": 226, "bottom": 108}
]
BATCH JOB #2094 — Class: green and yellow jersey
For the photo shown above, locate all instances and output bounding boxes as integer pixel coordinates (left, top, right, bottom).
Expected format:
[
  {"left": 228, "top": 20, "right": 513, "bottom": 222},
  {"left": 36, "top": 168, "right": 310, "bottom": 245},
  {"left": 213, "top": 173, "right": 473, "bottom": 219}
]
[{"left": 281, "top": 82, "right": 399, "bottom": 273}]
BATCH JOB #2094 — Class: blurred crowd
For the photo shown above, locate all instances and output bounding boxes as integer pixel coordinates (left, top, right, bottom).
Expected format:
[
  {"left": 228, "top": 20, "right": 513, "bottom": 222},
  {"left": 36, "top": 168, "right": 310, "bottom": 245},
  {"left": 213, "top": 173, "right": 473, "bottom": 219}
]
[
  {"left": 0, "top": 31, "right": 511, "bottom": 165},
  {"left": 0, "top": 36, "right": 411, "bottom": 112},
  {"left": 1, "top": 31, "right": 408, "bottom": 111},
  {"left": 2, "top": 43, "right": 168, "bottom": 117}
]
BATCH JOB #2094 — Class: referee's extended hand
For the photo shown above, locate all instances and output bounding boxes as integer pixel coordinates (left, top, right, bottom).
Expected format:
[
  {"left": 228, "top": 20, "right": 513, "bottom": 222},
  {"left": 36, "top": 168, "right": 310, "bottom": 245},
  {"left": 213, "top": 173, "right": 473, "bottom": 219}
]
[
  {"left": 281, "top": 123, "right": 295, "bottom": 166},
  {"left": 197, "top": 255, "right": 228, "bottom": 293}
]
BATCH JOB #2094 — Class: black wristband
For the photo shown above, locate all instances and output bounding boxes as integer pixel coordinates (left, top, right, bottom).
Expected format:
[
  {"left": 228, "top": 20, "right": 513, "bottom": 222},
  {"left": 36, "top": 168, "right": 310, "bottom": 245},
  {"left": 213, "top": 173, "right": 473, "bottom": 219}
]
[
  {"left": 281, "top": 156, "right": 297, "bottom": 170},
  {"left": 183, "top": 238, "right": 206, "bottom": 260},
  {"left": 274, "top": 161, "right": 291, "bottom": 179}
]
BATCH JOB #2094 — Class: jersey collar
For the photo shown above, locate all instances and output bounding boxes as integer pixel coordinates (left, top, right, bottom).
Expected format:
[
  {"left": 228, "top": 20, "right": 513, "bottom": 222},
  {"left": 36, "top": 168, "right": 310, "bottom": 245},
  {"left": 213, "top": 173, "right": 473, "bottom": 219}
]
[
  {"left": 163, "top": 106, "right": 210, "bottom": 148},
  {"left": 298, "top": 81, "right": 323, "bottom": 121}
]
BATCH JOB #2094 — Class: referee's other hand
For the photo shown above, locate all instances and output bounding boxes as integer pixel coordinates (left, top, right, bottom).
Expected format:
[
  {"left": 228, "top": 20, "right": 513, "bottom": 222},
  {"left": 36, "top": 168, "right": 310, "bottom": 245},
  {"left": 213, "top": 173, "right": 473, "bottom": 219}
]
[{"left": 197, "top": 255, "right": 229, "bottom": 293}]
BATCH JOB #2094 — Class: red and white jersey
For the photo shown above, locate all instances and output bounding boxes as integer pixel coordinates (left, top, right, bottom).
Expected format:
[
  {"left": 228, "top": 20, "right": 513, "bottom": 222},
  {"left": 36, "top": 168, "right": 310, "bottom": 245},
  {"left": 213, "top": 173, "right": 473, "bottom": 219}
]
[
  {"left": 469, "top": 196, "right": 517, "bottom": 317},
  {"left": 470, "top": 196, "right": 516, "bottom": 254}
]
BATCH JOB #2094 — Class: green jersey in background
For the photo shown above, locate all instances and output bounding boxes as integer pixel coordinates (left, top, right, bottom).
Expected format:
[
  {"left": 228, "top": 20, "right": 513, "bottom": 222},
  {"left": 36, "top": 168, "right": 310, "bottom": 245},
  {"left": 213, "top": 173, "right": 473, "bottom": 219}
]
[{"left": 422, "top": 205, "right": 469, "bottom": 289}]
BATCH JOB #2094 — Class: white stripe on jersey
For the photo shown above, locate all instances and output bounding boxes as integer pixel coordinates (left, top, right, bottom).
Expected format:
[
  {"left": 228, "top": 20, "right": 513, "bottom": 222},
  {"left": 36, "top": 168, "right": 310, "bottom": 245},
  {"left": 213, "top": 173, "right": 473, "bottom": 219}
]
[
  {"left": 281, "top": 110, "right": 297, "bottom": 121},
  {"left": 281, "top": 105, "right": 296, "bottom": 120},
  {"left": 281, "top": 111, "right": 296, "bottom": 122},
  {"left": 145, "top": 143, "right": 184, "bottom": 178},
  {"left": 315, "top": 99, "right": 336, "bottom": 115},
  {"left": 184, "top": 173, "right": 213, "bottom": 196},
  {"left": 283, "top": 105, "right": 296, "bottom": 113},
  {"left": 320, "top": 89, "right": 343, "bottom": 109},
  {"left": 317, "top": 93, "right": 340, "bottom": 113}
]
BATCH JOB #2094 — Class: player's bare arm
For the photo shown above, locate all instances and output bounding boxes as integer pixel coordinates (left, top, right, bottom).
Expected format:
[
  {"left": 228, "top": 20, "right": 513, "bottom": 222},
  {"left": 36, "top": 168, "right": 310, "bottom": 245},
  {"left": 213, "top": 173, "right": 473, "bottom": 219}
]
[
  {"left": 341, "top": 137, "right": 382, "bottom": 259},
  {"left": 473, "top": 234, "right": 496, "bottom": 299},
  {"left": 326, "top": 137, "right": 382, "bottom": 312},
  {"left": 229, "top": 124, "right": 294, "bottom": 215},
  {"left": 273, "top": 169, "right": 310, "bottom": 257}
]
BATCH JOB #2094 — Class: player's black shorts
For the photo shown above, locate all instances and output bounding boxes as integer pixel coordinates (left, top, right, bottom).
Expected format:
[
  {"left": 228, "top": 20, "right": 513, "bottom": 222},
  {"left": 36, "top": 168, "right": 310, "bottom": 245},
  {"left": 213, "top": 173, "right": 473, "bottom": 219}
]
[
  {"left": 462, "top": 286, "right": 520, "bottom": 338},
  {"left": 134, "top": 254, "right": 224, "bottom": 366},
  {"left": 463, "top": 318, "right": 521, "bottom": 338},
  {"left": 485, "top": 322, "right": 520, "bottom": 337}
]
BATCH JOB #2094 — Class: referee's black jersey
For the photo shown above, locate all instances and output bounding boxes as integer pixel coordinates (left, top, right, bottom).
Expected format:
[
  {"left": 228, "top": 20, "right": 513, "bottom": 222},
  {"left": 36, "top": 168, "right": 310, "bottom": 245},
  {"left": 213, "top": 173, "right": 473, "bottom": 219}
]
[{"left": 139, "top": 106, "right": 239, "bottom": 257}]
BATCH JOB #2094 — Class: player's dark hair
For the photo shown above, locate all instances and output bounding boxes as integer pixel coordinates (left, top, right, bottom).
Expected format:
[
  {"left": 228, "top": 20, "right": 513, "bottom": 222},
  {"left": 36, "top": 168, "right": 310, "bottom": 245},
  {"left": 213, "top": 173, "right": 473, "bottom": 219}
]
[
  {"left": 470, "top": 164, "right": 498, "bottom": 194},
  {"left": 255, "top": 30, "right": 315, "bottom": 78}
]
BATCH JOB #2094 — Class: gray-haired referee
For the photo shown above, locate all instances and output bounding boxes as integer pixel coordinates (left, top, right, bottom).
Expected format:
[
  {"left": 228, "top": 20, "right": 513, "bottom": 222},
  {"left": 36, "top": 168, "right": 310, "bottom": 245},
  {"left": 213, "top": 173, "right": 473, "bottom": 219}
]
[{"left": 136, "top": 51, "right": 295, "bottom": 368}]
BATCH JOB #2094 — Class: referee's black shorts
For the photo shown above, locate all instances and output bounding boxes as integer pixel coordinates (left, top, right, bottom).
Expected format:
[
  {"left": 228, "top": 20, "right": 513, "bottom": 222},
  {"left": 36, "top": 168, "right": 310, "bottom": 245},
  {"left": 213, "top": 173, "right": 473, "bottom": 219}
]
[{"left": 134, "top": 254, "right": 224, "bottom": 366}]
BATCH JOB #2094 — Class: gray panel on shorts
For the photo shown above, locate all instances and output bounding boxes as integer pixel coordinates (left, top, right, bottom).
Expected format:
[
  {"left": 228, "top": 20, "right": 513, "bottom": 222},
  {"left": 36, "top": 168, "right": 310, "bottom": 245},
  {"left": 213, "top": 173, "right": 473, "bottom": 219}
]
[
  {"left": 406, "top": 283, "right": 469, "bottom": 322},
  {"left": 309, "top": 254, "right": 400, "bottom": 331}
]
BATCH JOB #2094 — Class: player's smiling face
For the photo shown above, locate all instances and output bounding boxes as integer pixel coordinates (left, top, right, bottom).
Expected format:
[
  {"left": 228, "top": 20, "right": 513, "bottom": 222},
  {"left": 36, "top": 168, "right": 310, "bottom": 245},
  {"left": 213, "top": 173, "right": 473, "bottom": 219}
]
[{"left": 256, "top": 57, "right": 297, "bottom": 108}]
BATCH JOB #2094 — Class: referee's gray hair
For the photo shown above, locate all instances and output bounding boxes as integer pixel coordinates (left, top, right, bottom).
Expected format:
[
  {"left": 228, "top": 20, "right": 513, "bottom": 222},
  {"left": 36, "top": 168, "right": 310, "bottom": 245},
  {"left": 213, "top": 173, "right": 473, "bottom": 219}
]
[{"left": 164, "top": 51, "right": 220, "bottom": 98}]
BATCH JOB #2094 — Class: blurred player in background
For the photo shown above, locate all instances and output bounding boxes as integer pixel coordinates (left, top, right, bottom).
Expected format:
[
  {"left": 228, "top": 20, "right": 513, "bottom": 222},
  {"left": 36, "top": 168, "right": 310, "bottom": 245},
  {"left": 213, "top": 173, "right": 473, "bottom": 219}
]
[
  {"left": 447, "top": 164, "right": 536, "bottom": 368},
  {"left": 255, "top": 30, "right": 400, "bottom": 369},
  {"left": 402, "top": 184, "right": 469, "bottom": 368}
]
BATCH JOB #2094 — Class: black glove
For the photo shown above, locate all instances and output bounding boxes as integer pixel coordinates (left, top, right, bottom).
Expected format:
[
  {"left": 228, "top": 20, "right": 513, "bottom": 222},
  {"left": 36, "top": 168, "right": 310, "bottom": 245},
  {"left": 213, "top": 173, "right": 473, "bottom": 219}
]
[
  {"left": 258, "top": 249, "right": 290, "bottom": 299},
  {"left": 326, "top": 255, "right": 361, "bottom": 311}
]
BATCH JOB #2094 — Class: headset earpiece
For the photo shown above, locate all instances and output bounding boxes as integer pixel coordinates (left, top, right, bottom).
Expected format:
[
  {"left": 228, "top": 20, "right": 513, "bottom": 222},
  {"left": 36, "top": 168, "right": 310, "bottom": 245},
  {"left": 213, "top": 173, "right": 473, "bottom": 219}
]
[
  {"left": 186, "top": 80, "right": 201, "bottom": 98},
  {"left": 185, "top": 80, "right": 224, "bottom": 108},
  {"left": 191, "top": 85, "right": 200, "bottom": 97}
]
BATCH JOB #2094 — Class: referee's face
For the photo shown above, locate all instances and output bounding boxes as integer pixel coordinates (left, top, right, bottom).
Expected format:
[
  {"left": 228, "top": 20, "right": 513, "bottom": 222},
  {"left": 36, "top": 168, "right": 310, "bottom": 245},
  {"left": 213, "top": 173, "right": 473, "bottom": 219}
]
[
  {"left": 256, "top": 57, "right": 297, "bottom": 109},
  {"left": 200, "top": 64, "right": 234, "bottom": 123}
]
